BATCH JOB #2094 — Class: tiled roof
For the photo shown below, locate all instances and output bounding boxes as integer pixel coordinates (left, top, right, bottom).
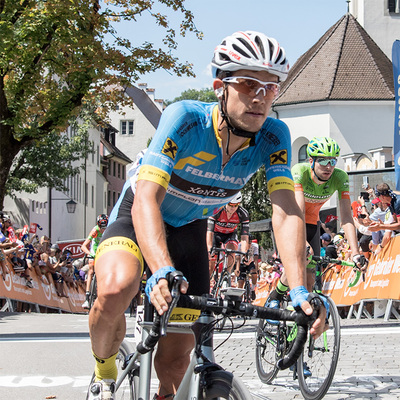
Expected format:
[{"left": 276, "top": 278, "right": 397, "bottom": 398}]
[
  {"left": 275, "top": 13, "right": 395, "bottom": 106},
  {"left": 101, "top": 137, "right": 132, "bottom": 164},
  {"left": 125, "top": 85, "right": 161, "bottom": 129}
]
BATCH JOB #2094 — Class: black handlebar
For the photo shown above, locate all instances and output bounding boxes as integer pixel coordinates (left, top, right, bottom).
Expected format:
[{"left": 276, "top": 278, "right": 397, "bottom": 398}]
[
  {"left": 212, "top": 247, "right": 247, "bottom": 256},
  {"left": 136, "top": 270, "right": 313, "bottom": 370}
]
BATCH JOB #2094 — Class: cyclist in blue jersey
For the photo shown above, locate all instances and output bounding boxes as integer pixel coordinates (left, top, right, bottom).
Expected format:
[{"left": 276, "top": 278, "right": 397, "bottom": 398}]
[{"left": 87, "top": 31, "right": 327, "bottom": 400}]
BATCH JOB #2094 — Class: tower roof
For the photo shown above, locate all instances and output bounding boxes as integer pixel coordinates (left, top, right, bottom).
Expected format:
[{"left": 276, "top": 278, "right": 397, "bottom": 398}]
[{"left": 275, "top": 13, "right": 395, "bottom": 105}]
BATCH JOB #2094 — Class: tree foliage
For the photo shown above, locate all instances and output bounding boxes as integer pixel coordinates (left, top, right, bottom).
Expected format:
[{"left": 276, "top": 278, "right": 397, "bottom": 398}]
[
  {"left": 165, "top": 87, "right": 217, "bottom": 105},
  {"left": 0, "top": 0, "right": 201, "bottom": 209},
  {"left": 241, "top": 166, "right": 274, "bottom": 251}
]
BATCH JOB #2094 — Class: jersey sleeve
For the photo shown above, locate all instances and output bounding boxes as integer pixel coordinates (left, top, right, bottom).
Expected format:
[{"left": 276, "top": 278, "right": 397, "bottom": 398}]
[
  {"left": 334, "top": 169, "right": 350, "bottom": 200},
  {"left": 237, "top": 207, "right": 250, "bottom": 236},
  {"left": 263, "top": 119, "right": 294, "bottom": 194},
  {"left": 137, "top": 101, "right": 196, "bottom": 190},
  {"left": 291, "top": 163, "right": 308, "bottom": 191},
  {"left": 88, "top": 227, "right": 98, "bottom": 240}
]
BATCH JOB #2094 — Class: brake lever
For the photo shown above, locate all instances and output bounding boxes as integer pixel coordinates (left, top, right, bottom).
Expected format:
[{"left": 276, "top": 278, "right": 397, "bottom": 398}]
[{"left": 159, "top": 271, "right": 184, "bottom": 336}]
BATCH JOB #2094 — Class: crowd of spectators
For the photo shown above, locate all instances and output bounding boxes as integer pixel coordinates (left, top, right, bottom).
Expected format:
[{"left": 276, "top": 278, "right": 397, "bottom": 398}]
[
  {"left": 320, "top": 181, "right": 400, "bottom": 263},
  {"left": 0, "top": 212, "right": 87, "bottom": 295}
]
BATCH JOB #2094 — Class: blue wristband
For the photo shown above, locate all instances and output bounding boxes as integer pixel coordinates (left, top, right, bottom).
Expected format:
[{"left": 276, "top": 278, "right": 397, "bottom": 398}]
[
  {"left": 289, "top": 285, "right": 309, "bottom": 309},
  {"left": 145, "top": 266, "right": 176, "bottom": 300}
]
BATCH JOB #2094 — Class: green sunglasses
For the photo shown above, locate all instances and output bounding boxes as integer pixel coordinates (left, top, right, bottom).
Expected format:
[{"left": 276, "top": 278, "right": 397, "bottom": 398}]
[{"left": 315, "top": 158, "right": 338, "bottom": 167}]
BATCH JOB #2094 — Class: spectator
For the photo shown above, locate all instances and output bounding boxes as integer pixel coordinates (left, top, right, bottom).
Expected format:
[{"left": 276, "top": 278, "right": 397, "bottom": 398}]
[
  {"left": 368, "top": 184, "right": 400, "bottom": 244},
  {"left": 48, "top": 243, "right": 68, "bottom": 297},
  {"left": 0, "top": 224, "right": 18, "bottom": 280},
  {"left": 8, "top": 240, "right": 34, "bottom": 288},
  {"left": 320, "top": 233, "right": 338, "bottom": 259}
]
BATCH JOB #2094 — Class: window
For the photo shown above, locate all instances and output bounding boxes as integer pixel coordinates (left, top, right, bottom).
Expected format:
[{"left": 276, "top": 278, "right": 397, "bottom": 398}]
[
  {"left": 108, "top": 190, "right": 111, "bottom": 206},
  {"left": 113, "top": 191, "right": 116, "bottom": 206},
  {"left": 389, "top": 0, "right": 400, "bottom": 13},
  {"left": 91, "top": 185, "right": 94, "bottom": 208},
  {"left": 97, "top": 145, "right": 100, "bottom": 166},
  {"left": 117, "top": 163, "right": 121, "bottom": 178},
  {"left": 121, "top": 120, "right": 134, "bottom": 135},
  {"left": 122, "top": 166, "right": 125, "bottom": 180},
  {"left": 113, "top": 161, "right": 116, "bottom": 176},
  {"left": 298, "top": 144, "right": 308, "bottom": 163}
]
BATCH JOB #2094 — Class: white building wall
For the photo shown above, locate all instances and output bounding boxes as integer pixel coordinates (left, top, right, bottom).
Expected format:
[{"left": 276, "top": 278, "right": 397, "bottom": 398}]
[
  {"left": 109, "top": 101, "right": 157, "bottom": 169},
  {"left": 4, "top": 122, "right": 105, "bottom": 242},
  {"left": 350, "top": 0, "right": 400, "bottom": 59}
]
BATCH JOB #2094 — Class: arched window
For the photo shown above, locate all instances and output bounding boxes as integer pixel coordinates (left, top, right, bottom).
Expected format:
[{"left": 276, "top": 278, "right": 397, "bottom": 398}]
[{"left": 298, "top": 144, "right": 308, "bottom": 163}]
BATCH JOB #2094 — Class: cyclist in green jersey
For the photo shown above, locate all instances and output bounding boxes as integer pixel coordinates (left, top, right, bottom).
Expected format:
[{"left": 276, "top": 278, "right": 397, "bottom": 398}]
[
  {"left": 267, "top": 137, "right": 365, "bottom": 311},
  {"left": 81, "top": 214, "right": 108, "bottom": 309}
]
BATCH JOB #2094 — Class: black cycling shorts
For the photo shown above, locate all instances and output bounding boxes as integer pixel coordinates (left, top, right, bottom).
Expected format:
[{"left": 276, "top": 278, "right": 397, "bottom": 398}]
[
  {"left": 213, "top": 231, "right": 238, "bottom": 248},
  {"left": 237, "top": 261, "right": 256, "bottom": 280},
  {"left": 99, "top": 186, "right": 210, "bottom": 296}
]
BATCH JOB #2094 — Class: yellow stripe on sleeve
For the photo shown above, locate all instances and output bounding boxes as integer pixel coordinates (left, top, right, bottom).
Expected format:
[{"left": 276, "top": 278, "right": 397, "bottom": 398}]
[
  {"left": 267, "top": 177, "right": 295, "bottom": 194},
  {"left": 138, "top": 165, "right": 171, "bottom": 190}
]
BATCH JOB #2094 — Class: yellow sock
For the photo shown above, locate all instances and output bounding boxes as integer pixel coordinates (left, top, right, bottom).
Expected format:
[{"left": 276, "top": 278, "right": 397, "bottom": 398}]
[{"left": 93, "top": 351, "right": 118, "bottom": 382}]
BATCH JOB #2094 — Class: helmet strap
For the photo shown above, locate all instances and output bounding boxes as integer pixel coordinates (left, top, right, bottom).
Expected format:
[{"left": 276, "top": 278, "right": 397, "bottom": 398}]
[
  {"left": 219, "top": 88, "right": 257, "bottom": 155},
  {"left": 311, "top": 159, "right": 329, "bottom": 183}
]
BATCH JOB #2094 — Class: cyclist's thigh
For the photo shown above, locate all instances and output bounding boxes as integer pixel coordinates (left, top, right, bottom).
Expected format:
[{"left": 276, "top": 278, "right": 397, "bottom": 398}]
[
  {"left": 95, "top": 216, "right": 143, "bottom": 299},
  {"left": 166, "top": 219, "right": 209, "bottom": 296},
  {"left": 224, "top": 232, "right": 239, "bottom": 250},
  {"left": 306, "top": 223, "right": 320, "bottom": 256}
]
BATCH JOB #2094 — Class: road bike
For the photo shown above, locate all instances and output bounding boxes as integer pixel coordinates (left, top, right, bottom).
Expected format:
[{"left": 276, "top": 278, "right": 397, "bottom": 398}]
[
  {"left": 256, "top": 255, "right": 364, "bottom": 400},
  {"left": 210, "top": 247, "right": 246, "bottom": 330},
  {"left": 87, "top": 270, "right": 317, "bottom": 400}
]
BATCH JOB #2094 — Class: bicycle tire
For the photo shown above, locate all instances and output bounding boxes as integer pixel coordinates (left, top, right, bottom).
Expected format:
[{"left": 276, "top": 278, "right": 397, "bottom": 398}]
[
  {"left": 214, "top": 271, "right": 231, "bottom": 331},
  {"left": 199, "top": 370, "right": 252, "bottom": 399},
  {"left": 255, "top": 313, "right": 280, "bottom": 383},
  {"left": 88, "top": 274, "right": 97, "bottom": 310},
  {"left": 86, "top": 340, "right": 135, "bottom": 400},
  {"left": 297, "top": 296, "right": 341, "bottom": 400}
]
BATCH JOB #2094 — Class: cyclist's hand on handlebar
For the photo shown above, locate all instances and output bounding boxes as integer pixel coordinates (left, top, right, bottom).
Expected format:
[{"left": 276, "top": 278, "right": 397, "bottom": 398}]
[
  {"left": 290, "top": 286, "right": 329, "bottom": 339},
  {"left": 145, "top": 266, "right": 189, "bottom": 315},
  {"left": 353, "top": 254, "right": 368, "bottom": 271}
]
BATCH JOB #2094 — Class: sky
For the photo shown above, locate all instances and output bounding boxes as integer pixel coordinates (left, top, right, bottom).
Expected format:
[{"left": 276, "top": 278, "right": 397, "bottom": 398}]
[{"left": 112, "top": 0, "right": 350, "bottom": 102}]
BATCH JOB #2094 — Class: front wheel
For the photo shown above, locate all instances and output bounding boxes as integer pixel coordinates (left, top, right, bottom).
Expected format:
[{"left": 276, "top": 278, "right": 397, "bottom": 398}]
[
  {"left": 88, "top": 273, "right": 97, "bottom": 310},
  {"left": 199, "top": 370, "right": 252, "bottom": 399},
  {"left": 255, "top": 307, "right": 280, "bottom": 383},
  {"left": 297, "top": 296, "right": 341, "bottom": 400},
  {"left": 214, "top": 271, "right": 231, "bottom": 331}
]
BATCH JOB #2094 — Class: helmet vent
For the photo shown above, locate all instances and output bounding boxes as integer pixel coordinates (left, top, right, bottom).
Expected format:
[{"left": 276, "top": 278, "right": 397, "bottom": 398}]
[
  {"left": 254, "top": 35, "right": 265, "bottom": 59},
  {"left": 236, "top": 38, "right": 258, "bottom": 59}
]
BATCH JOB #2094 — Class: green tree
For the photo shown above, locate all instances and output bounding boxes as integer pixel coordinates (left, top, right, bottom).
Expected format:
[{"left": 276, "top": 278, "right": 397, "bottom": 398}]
[
  {"left": 241, "top": 167, "right": 274, "bottom": 251},
  {"left": 165, "top": 87, "right": 217, "bottom": 105},
  {"left": 0, "top": 0, "right": 201, "bottom": 209}
]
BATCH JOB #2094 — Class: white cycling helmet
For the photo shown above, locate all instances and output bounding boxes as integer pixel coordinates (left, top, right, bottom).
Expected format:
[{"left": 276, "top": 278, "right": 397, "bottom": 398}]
[
  {"left": 229, "top": 192, "right": 242, "bottom": 204},
  {"left": 211, "top": 31, "right": 289, "bottom": 81}
]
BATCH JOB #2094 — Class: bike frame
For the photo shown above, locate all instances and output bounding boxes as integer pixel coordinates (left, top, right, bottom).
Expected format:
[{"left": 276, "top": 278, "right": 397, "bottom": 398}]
[{"left": 115, "top": 306, "right": 219, "bottom": 400}]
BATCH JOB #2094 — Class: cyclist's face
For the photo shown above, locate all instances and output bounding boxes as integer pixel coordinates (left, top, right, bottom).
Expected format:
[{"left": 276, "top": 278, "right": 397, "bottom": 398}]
[
  {"left": 310, "top": 157, "right": 335, "bottom": 181},
  {"left": 214, "top": 69, "right": 278, "bottom": 133}
]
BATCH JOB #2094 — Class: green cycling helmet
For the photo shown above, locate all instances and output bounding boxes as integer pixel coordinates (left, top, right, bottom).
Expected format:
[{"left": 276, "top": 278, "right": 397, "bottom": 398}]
[{"left": 307, "top": 137, "right": 340, "bottom": 158}]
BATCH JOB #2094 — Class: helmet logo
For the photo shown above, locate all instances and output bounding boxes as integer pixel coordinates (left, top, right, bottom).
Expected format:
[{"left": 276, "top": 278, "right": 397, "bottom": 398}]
[{"left": 229, "top": 51, "right": 241, "bottom": 61}]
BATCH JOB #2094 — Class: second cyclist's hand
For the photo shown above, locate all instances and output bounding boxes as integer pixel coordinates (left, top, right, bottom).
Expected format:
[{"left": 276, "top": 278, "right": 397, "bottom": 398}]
[
  {"left": 290, "top": 286, "right": 328, "bottom": 339},
  {"left": 305, "top": 302, "right": 328, "bottom": 339}
]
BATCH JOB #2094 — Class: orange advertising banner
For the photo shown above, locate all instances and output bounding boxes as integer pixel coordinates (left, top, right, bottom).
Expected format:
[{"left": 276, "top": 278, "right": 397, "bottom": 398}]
[
  {"left": 322, "top": 235, "right": 400, "bottom": 306},
  {"left": 0, "top": 261, "right": 86, "bottom": 313},
  {"left": 254, "top": 235, "right": 400, "bottom": 308}
]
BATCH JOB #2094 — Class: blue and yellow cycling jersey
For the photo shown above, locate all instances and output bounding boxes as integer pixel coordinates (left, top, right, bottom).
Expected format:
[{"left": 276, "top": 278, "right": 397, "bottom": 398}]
[{"left": 131, "top": 100, "right": 294, "bottom": 227}]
